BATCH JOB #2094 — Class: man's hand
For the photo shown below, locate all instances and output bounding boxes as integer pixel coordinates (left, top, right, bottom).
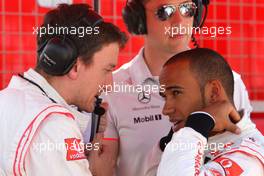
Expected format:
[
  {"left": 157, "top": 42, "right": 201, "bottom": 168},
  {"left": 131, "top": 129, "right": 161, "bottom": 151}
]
[
  {"left": 97, "top": 102, "right": 108, "bottom": 133},
  {"left": 90, "top": 102, "right": 108, "bottom": 156},
  {"left": 201, "top": 101, "right": 241, "bottom": 134}
]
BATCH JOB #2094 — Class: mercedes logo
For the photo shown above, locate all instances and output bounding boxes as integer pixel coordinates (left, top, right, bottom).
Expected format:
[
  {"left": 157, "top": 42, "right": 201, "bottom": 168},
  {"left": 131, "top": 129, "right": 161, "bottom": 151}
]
[{"left": 138, "top": 91, "right": 151, "bottom": 104}]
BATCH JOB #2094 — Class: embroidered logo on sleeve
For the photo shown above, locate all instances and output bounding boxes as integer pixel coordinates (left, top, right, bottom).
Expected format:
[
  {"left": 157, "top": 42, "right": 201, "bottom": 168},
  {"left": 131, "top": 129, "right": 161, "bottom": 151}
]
[
  {"left": 195, "top": 141, "right": 204, "bottom": 176},
  {"left": 214, "top": 157, "right": 243, "bottom": 176},
  {"left": 64, "top": 138, "right": 86, "bottom": 161},
  {"left": 208, "top": 169, "right": 222, "bottom": 176}
]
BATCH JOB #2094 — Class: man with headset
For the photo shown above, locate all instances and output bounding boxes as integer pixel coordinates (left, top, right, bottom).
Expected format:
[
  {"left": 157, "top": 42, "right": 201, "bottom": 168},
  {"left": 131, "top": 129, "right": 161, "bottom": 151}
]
[
  {"left": 0, "top": 4, "right": 126, "bottom": 175},
  {"left": 94, "top": 0, "right": 254, "bottom": 176}
]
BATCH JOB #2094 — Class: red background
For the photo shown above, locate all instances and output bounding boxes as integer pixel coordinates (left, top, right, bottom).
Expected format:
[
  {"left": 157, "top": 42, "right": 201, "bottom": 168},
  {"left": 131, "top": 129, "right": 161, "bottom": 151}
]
[{"left": 0, "top": 0, "right": 264, "bottom": 130}]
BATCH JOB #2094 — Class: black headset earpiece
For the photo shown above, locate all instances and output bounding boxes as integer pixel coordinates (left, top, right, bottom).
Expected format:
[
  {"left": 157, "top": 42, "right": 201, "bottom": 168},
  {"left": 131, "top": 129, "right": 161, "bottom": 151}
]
[
  {"left": 193, "top": 0, "right": 203, "bottom": 27},
  {"left": 122, "top": 0, "right": 147, "bottom": 35},
  {"left": 122, "top": 0, "right": 210, "bottom": 35},
  {"left": 38, "top": 10, "right": 103, "bottom": 76},
  {"left": 39, "top": 37, "right": 78, "bottom": 76},
  {"left": 192, "top": 0, "right": 210, "bottom": 48},
  {"left": 194, "top": 0, "right": 210, "bottom": 27}
]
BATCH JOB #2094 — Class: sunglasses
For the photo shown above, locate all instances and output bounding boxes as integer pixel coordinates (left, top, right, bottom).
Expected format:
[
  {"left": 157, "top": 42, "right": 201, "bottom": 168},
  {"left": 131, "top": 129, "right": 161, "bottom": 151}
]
[{"left": 155, "top": 2, "right": 197, "bottom": 21}]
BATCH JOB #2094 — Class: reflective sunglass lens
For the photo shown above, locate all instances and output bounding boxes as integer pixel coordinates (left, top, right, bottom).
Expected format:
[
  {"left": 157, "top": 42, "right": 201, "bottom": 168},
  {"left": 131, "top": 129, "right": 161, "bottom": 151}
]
[
  {"left": 179, "top": 3, "right": 196, "bottom": 17},
  {"left": 156, "top": 5, "right": 175, "bottom": 21}
]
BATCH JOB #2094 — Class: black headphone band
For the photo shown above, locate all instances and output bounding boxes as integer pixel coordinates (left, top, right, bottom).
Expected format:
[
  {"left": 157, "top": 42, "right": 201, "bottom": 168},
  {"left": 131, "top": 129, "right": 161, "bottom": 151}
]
[
  {"left": 37, "top": 13, "right": 103, "bottom": 55},
  {"left": 37, "top": 39, "right": 48, "bottom": 54},
  {"left": 38, "top": 10, "right": 103, "bottom": 76}
]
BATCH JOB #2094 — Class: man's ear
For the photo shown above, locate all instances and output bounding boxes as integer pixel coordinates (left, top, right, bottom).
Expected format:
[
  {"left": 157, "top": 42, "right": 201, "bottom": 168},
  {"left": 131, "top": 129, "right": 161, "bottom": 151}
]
[
  {"left": 67, "top": 58, "right": 81, "bottom": 80},
  {"left": 204, "top": 80, "right": 224, "bottom": 104}
]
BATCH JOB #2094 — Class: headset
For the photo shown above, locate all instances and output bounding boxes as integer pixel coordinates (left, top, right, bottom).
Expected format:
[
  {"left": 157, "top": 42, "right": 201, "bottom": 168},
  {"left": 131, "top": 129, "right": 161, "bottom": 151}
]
[
  {"left": 122, "top": 0, "right": 210, "bottom": 35},
  {"left": 37, "top": 10, "right": 103, "bottom": 76}
]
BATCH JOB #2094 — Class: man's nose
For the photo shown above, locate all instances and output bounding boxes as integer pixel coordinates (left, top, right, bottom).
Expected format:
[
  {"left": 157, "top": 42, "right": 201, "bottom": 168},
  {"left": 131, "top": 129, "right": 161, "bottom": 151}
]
[
  {"left": 103, "top": 73, "right": 113, "bottom": 93},
  {"left": 162, "top": 101, "right": 175, "bottom": 116},
  {"left": 105, "top": 73, "right": 113, "bottom": 87},
  {"left": 170, "top": 9, "right": 184, "bottom": 25}
]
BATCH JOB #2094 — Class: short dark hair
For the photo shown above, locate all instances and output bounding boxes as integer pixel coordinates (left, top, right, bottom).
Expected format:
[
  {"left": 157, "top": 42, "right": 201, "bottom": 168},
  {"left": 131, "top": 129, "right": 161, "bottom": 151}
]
[
  {"left": 37, "top": 3, "right": 127, "bottom": 66},
  {"left": 164, "top": 48, "right": 234, "bottom": 103}
]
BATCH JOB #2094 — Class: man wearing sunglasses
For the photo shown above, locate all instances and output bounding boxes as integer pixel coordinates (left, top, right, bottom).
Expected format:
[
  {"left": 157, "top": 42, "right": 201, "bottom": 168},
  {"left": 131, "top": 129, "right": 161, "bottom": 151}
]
[{"left": 92, "top": 1, "right": 253, "bottom": 176}]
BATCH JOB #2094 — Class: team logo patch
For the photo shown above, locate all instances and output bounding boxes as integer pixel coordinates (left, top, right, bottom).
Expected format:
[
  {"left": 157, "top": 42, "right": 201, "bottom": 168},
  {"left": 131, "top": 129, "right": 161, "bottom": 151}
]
[
  {"left": 138, "top": 91, "right": 151, "bottom": 104},
  {"left": 64, "top": 138, "right": 86, "bottom": 161},
  {"left": 214, "top": 157, "right": 243, "bottom": 175},
  {"left": 208, "top": 169, "right": 222, "bottom": 176},
  {"left": 133, "top": 114, "right": 162, "bottom": 124},
  {"left": 194, "top": 142, "right": 203, "bottom": 176}
]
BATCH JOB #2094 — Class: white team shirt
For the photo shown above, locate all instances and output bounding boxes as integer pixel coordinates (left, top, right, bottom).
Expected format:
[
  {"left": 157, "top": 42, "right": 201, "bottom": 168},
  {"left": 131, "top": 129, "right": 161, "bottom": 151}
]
[
  {"left": 157, "top": 113, "right": 264, "bottom": 176},
  {"left": 0, "top": 69, "right": 92, "bottom": 175}
]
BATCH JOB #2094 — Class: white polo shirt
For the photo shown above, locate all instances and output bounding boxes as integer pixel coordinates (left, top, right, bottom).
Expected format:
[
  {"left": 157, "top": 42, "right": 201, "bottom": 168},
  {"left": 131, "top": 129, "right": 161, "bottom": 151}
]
[
  {"left": 103, "top": 48, "right": 172, "bottom": 176},
  {"left": 103, "top": 48, "right": 253, "bottom": 176}
]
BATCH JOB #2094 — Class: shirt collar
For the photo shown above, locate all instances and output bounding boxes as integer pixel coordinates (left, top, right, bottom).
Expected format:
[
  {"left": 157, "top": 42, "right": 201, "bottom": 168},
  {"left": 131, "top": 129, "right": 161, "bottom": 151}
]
[{"left": 129, "top": 48, "right": 155, "bottom": 85}]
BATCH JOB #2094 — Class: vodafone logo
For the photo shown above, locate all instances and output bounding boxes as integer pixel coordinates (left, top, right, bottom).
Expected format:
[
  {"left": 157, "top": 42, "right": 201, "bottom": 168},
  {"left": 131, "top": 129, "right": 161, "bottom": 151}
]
[
  {"left": 70, "top": 153, "right": 84, "bottom": 160},
  {"left": 214, "top": 157, "right": 244, "bottom": 175},
  {"left": 72, "top": 138, "right": 83, "bottom": 153},
  {"left": 219, "top": 158, "right": 233, "bottom": 168},
  {"left": 64, "top": 138, "right": 86, "bottom": 161},
  {"left": 208, "top": 169, "right": 222, "bottom": 176}
]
